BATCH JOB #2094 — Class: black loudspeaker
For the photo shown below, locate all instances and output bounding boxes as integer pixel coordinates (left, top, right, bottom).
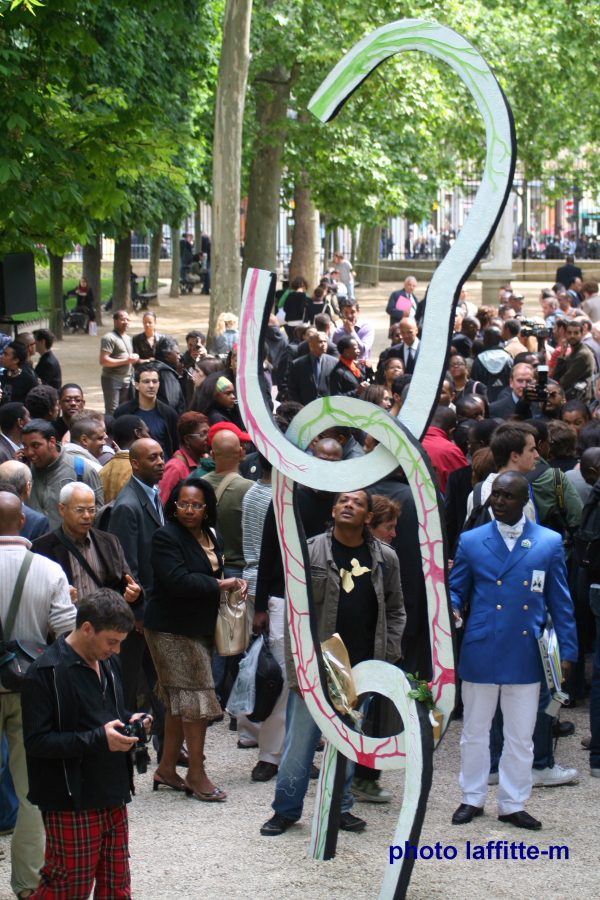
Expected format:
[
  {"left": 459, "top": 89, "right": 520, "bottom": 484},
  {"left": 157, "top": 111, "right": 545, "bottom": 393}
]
[{"left": 0, "top": 252, "right": 38, "bottom": 317}]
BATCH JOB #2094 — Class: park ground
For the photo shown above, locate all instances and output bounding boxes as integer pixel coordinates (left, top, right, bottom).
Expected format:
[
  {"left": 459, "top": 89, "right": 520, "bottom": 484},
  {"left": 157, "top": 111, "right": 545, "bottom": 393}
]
[{"left": 0, "top": 277, "right": 595, "bottom": 900}]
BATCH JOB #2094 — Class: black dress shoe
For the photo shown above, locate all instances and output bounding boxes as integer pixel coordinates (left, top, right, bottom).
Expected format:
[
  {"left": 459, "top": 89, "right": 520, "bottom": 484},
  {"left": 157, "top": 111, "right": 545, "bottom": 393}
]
[
  {"left": 252, "top": 761, "right": 279, "bottom": 782},
  {"left": 552, "top": 720, "right": 574, "bottom": 738},
  {"left": 498, "top": 811, "right": 542, "bottom": 830},
  {"left": 339, "top": 811, "right": 366, "bottom": 832},
  {"left": 260, "top": 813, "right": 295, "bottom": 836},
  {"left": 452, "top": 804, "right": 484, "bottom": 825}
]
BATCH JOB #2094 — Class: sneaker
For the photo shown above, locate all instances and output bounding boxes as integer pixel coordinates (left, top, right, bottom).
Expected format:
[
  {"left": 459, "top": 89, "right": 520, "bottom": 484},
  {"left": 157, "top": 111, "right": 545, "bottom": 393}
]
[
  {"left": 339, "top": 811, "right": 367, "bottom": 832},
  {"left": 532, "top": 764, "right": 579, "bottom": 787},
  {"left": 260, "top": 813, "right": 295, "bottom": 836},
  {"left": 582, "top": 735, "right": 591, "bottom": 750},
  {"left": 350, "top": 777, "right": 392, "bottom": 803},
  {"left": 252, "top": 761, "right": 279, "bottom": 782},
  {"left": 488, "top": 771, "right": 499, "bottom": 785},
  {"left": 237, "top": 740, "right": 258, "bottom": 749},
  {"left": 590, "top": 768, "right": 600, "bottom": 778}
]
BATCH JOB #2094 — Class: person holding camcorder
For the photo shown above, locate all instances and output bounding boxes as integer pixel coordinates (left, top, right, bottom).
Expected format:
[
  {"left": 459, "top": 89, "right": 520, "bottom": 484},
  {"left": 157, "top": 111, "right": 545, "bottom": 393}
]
[{"left": 22, "top": 589, "right": 152, "bottom": 900}]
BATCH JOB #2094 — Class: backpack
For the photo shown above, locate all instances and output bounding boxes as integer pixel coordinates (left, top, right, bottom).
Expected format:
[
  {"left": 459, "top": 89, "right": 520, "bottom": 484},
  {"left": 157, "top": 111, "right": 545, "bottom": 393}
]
[
  {"left": 246, "top": 636, "right": 284, "bottom": 723},
  {"left": 462, "top": 481, "right": 492, "bottom": 534}
]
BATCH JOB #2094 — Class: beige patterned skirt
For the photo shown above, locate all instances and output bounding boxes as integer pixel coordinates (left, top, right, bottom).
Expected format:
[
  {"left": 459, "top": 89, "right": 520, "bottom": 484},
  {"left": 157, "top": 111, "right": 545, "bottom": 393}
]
[{"left": 145, "top": 629, "right": 223, "bottom": 722}]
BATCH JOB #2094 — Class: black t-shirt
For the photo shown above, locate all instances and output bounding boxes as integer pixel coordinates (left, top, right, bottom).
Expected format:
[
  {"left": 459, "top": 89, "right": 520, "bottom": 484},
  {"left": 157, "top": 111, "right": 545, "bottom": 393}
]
[
  {"left": 331, "top": 536, "right": 378, "bottom": 667},
  {"left": 0, "top": 367, "right": 38, "bottom": 404}
]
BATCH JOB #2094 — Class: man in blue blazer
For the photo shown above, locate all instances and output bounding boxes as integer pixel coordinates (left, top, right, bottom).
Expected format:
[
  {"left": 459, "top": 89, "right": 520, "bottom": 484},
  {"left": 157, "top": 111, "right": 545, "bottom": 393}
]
[{"left": 450, "top": 471, "right": 578, "bottom": 830}]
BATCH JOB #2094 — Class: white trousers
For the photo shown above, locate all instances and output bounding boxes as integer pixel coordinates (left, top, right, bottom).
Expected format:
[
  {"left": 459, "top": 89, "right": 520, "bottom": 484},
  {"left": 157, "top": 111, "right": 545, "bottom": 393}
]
[
  {"left": 460, "top": 681, "right": 540, "bottom": 816},
  {"left": 237, "top": 596, "right": 289, "bottom": 765}
]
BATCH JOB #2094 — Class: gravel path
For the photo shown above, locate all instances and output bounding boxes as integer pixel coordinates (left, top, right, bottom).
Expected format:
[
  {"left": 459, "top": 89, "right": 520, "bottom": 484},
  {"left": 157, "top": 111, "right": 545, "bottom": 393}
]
[{"left": 0, "top": 702, "right": 595, "bottom": 899}]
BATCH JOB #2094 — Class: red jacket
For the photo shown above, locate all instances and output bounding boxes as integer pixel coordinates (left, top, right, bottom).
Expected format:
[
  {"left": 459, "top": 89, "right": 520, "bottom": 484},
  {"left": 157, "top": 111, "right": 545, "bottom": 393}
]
[
  {"left": 159, "top": 447, "right": 198, "bottom": 504},
  {"left": 422, "top": 426, "right": 468, "bottom": 494}
]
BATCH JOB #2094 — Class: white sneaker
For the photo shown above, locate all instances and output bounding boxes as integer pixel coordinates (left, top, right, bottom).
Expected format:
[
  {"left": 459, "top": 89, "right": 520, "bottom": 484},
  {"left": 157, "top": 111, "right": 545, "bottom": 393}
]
[
  {"left": 488, "top": 771, "right": 499, "bottom": 785},
  {"left": 590, "top": 768, "right": 600, "bottom": 778},
  {"left": 532, "top": 764, "right": 579, "bottom": 787}
]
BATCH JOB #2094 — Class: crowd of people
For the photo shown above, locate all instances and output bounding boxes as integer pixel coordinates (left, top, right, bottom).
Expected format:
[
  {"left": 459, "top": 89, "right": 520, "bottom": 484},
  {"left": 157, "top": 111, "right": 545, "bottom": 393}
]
[{"left": 0, "top": 261, "right": 598, "bottom": 896}]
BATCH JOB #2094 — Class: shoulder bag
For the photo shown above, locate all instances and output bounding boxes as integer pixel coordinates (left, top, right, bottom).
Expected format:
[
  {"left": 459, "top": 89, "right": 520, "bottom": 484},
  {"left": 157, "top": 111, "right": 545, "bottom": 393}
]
[
  {"left": 0, "top": 551, "right": 48, "bottom": 692},
  {"left": 213, "top": 475, "right": 248, "bottom": 655}
]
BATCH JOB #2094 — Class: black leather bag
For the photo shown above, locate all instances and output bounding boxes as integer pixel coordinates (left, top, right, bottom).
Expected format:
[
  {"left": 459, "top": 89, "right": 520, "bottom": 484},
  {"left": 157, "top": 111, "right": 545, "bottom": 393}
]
[
  {"left": 572, "top": 530, "right": 600, "bottom": 570},
  {"left": 247, "top": 636, "right": 284, "bottom": 723},
  {"left": 0, "top": 551, "right": 48, "bottom": 692}
]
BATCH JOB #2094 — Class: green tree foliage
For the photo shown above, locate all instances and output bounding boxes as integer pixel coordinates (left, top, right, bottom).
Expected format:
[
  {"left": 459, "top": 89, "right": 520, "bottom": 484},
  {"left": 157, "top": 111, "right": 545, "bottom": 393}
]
[{"left": 0, "top": 0, "right": 217, "bottom": 253}]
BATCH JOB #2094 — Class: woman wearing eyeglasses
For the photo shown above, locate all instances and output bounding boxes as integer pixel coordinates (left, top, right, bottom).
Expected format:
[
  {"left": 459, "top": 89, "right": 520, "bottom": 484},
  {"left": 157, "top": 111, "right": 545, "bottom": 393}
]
[
  {"left": 448, "top": 354, "right": 489, "bottom": 402},
  {"left": 144, "top": 478, "right": 247, "bottom": 801}
]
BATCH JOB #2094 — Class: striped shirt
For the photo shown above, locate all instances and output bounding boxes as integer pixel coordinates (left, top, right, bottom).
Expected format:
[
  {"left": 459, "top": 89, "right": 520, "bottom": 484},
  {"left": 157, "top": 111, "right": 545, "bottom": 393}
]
[
  {"left": 242, "top": 481, "right": 273, "bottom": 596},
  {"left": 0, "top": 535, "right": 76, "bottom": 691},
  {"left": 61, "top": 527, "right": 105, "bottom": 599}
]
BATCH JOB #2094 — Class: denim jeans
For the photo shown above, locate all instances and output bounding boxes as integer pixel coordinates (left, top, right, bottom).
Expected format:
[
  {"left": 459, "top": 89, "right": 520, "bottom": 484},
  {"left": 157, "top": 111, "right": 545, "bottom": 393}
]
[
  {"left": 0, "top": 733, "right": 18, "bottom": 833},
  {"left": 272, "top": 690, "right": 355, "bottom": 821},
  {"left": 489, "top": 682, "right": 553, "bottom": 773},
  {"left": 589, "top": 587, "right": 600, "bottom": 769}
]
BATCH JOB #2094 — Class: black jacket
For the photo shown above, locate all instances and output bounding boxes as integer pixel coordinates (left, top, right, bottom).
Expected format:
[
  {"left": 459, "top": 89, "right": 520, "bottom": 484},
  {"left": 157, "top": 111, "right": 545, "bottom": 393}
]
[
  {"left": 329, "top": 360, "right": 362, "bottom": 397},
  {"left": 296, "top": 338, "right": 339, "bottom": 360},
  {"left": 154, "top": 360, "right": 186, "bottom": 417},
  {"left": 287, "top": 353, "right": 336, "bottom": 406},
  {"left": 265, "top": 325, "right": 293, "bottom": 396},
  {"left": 488, "top": 386, "right": 541, "bottom": 419},
  {"left": 0, "top": 433, "right": 16, "bottom": 464},
  {"left": 108, "top": 477, "right": 163, "bottom": 599},
  {"left": 144, "top": 520, "right": 224, "bottom": 636},
  {"left": 113, "top": 397, "right": 179, "bottom": 459},
  {"left": 22, "top": 636, "right": 134, "bottom": 812},
  {"left": 32, "top": 527, "right": 144, "bottom": 613},
  {"left": 444, "top": 465, "right": 473, "bottom": 554},
  {"left": 35, "top": 351, "right": 62, "bottom": 390}
]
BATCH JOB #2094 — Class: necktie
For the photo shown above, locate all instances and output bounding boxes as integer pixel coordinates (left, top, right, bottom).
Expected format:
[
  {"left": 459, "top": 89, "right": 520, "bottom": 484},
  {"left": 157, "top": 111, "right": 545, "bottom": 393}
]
[
  {"left": 154, "top": 490, "right": 164, "bottom": 525},
  {"left": 313, "top": 356, "right": 321, "bottom": 386}
]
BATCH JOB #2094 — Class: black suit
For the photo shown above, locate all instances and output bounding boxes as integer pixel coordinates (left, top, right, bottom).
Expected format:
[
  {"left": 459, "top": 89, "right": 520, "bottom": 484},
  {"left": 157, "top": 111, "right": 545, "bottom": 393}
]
[
  {"left": 32, "top": 527, "right": 144, "bottom": 612},
  {"left": 367, "top": 474, "right": 431, "bottom": 680},
  {"left": 35, "top": 351, "right": 62, "bottom": 390},
  {"left": 0, "top": 433, "right": 17, "bottom": 464},
  {"left": 329, "top": 360, "right": 362, "bottom": 397},
  {"left": 398, "top": 341, "right": 420, "bottom": 374},
  {"left": 144, "top": 522, "right": 224, "bottom": 636},
  {"left": 108, "top": 478, "right": 165, "bottom": 733},
  {"left": 444, "top": 465, "right": 473, "bottom": 555},
  {"left": 296, "top": 339, "right": 339, "bottom": 360},
  {"left": 489, "top": 386, "right": 541, "bottom": 419},
  {"left": 287, "top": 353, "right": 337, "bottom": 405}
]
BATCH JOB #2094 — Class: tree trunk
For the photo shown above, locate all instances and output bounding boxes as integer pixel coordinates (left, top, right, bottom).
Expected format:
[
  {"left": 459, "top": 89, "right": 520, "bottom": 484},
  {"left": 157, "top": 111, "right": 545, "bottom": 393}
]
[
  {"left": 242, "top": 65, "right": 291, "bottom": 285},
  {"left": 83, "top": 236, "right": 102, "bottom": 326},
  {"left": 194, "top": 204, "right": 202, "bottom": 254},
  {"left": 148, "top": 224, "right": 162, "bottom": 303},
  {"left": 521, "top": 177, "right": 529, "bottom": 259},
  {"left": 289, "top": 180, "right": 320, "bottom": 292},
  {"left": 169, "top": 225, "right": 180, "bottom": 297},
  {"left": 48, "top": 251, "right": 63, "bottom": 340},
  {"left": 210, "top": 0, "right": 253, "bottom": 339},
  {"left": 112, "top": 235, "right": 132, "bottom": 311},
  {"left": 355, "top": 224, "right": 381, "bottom": 287}
]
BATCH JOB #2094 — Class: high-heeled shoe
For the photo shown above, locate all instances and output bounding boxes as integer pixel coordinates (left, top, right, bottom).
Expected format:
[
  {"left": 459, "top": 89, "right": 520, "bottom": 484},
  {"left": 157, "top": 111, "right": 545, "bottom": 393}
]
[
  {"left": 183, "top": 780, "right": 227, "bottom": 802},
  {"left": 153, "top": 772, "right": 192, "bottom": 795}
]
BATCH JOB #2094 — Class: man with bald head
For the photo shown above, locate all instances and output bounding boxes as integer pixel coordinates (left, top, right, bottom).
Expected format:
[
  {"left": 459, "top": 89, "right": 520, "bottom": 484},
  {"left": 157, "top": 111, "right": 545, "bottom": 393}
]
[
  {"left": 0, "top": 489, "right": 75, "bottom": 896},
  {"left": 108, "top": 439, "right": 168, "bottom": 752},
  {"left": 287, "top": 331, "right": 337, "bottom": 405},
  {"left": 201, "top": 430, "right": 253, "bottom": 577},
  {"left": 0, "top": 459, "right": 50, "bottom": 540},
  {"left": 450, "top": 470, "right": 578, "bottom": 830}
]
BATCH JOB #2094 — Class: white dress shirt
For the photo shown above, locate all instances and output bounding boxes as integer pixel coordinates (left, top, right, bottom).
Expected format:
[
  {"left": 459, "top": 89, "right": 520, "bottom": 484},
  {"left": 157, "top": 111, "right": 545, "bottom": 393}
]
[{"left": 496, "top": 514, "right": 526, "bottom": 552}]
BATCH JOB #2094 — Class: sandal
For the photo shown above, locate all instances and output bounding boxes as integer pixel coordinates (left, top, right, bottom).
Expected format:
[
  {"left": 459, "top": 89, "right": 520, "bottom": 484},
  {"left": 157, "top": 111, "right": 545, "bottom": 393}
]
[
  {"left": 153, "top": 772, "right": 192, "bottom": 795},
  {"left": 184, "top": 781, "right": 227, "bottom": 802}
]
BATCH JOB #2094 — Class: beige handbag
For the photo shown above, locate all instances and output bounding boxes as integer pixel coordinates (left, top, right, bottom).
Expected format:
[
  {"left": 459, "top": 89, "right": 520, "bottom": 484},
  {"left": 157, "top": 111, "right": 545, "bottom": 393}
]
[
  {"left": 214, "top": 472, "right": 247, "bottom": 655},
  {"left": 215, "top": 589, "right": 248, "bottom": 656}
]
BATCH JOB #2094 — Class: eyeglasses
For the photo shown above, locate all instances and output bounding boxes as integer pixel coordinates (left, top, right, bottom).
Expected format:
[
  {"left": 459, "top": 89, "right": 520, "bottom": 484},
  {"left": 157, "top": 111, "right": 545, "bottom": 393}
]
[
  {"left": 69, "top": 507, "right": 96, "bottom": 516},
  {"left": 176, "top": 501, "right": 206, "bottom": 511}
]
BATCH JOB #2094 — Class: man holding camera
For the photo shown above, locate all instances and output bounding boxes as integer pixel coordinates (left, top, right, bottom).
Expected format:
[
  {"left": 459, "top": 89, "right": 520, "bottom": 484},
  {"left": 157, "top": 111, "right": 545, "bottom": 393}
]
[
  {"left": 22, "top": 589, "right": 152, "bottom": 900},
  {"left": 489, "top": 363, "right": 542, "bottom": 419}
]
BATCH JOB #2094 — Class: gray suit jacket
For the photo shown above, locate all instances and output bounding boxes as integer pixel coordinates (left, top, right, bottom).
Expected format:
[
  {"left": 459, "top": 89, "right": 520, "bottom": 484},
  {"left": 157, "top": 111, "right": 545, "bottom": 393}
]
[
  {"left": 108, "top": 477, "right": 163, "bottom": 599},
  {"left": 0, "top": 434, "right": 17, "bottom": 464},
  {"left": 287, "top": 353, "right": 337, "bottom": 406}
]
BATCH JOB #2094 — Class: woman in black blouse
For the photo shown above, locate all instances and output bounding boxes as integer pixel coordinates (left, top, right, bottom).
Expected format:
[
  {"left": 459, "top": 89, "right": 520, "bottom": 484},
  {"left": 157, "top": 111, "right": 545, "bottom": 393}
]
[
  {"left": 144, "top": 479, "right": 247, "bottom": 801},
  {"left": 0, "top": 341, "right": 38, "bottom": 405}
]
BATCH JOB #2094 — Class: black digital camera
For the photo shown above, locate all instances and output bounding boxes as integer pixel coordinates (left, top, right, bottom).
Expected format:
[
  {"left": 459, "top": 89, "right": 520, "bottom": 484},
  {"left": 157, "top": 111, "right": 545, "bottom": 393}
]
[{"left": 118, "top": 719, "right": 151, "bottom": 775}]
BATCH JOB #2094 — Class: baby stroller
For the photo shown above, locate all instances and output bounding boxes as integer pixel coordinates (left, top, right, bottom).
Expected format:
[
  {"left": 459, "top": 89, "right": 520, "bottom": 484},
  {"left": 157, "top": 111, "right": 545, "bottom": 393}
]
[{"left": 62, "top": 294, "right": 89, "bottom": 333}]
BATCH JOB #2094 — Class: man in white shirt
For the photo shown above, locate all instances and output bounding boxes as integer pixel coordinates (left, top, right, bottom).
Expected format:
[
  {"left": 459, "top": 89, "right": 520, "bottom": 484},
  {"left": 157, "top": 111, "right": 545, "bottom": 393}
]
[
  {"left": 333, "top": 252, "right": 355, "bottom": 299},
  {"left": 397, "top": 318, "right": 420, "bottom": 374},
  {"left": 62, "top": 417, "right": 106, "bottom": 473},
  {"left": 465, "top": 422, "right": 538, "bottom": 522},
  {"left": 0, "top": 491, "right": 75, "bottom": 897}
]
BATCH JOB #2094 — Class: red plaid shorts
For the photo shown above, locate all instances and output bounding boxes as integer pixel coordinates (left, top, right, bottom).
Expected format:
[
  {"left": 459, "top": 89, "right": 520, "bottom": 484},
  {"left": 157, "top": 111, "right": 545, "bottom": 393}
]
[{"left": 31, "top": 805, "right": 131, "bottom": 900}]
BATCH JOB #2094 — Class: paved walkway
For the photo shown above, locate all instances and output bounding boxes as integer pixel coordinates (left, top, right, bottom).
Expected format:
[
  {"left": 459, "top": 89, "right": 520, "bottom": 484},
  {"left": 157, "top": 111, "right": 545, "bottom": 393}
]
[{"left": 57, "top": 277, "right": 547, "bottom": 410}]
